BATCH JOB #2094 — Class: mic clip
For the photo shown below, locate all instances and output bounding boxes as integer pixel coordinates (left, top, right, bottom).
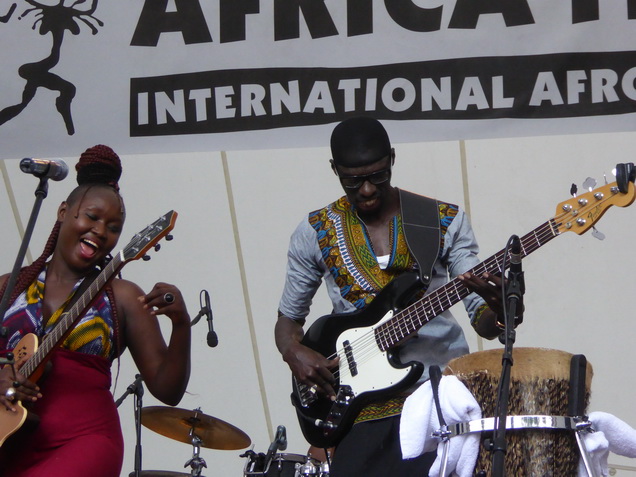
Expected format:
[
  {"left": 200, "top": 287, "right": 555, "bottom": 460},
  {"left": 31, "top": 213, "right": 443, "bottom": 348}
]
[{"left": 190, "top": 307, "right": 209, "bottom": 327}]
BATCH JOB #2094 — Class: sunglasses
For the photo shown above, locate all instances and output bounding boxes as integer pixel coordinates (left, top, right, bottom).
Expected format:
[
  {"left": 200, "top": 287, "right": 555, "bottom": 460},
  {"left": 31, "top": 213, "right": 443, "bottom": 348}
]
[{"left": 335, "top": 165, "right": 392, "bottom": 189}]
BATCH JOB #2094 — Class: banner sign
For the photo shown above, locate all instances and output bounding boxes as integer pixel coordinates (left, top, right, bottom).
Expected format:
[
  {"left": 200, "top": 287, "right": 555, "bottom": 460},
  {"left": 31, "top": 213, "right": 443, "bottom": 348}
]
[{"left": 1, "top": 0, "right": 636, "bottom": 157}]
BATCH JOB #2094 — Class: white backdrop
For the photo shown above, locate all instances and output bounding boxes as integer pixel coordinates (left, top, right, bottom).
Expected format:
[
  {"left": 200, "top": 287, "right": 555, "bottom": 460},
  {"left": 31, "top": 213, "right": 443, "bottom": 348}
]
[{"left": 2, "top": 128, "right": 636, "bottom": 475}]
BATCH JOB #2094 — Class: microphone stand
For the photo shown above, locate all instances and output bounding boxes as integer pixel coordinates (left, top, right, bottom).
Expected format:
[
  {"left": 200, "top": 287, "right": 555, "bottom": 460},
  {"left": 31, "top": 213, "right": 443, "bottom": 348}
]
[
  {"left": 490, "top": 241, "right": 524, "bottom": 477},
  {"left": 0, "top": 176, "right": 50, "bottom": 338},
  {"left": 115, "top": 374, "right": 144, "bottom": 477}
]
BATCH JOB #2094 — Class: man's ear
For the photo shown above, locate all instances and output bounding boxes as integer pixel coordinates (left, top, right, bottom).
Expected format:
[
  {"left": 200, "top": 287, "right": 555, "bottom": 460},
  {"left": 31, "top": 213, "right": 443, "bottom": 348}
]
[
  {"left": 390, "top": 148, "right": 396, "bottom": 166},
  {"left": 329, "top": 159, "right": 338, "bottom": 175}
]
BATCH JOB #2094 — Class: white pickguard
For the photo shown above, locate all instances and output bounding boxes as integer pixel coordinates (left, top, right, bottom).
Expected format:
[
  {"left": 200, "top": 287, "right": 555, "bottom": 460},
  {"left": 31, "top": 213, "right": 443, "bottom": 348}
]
[{"left": 336, "top": 310, "right": 413, "bottom": 397}]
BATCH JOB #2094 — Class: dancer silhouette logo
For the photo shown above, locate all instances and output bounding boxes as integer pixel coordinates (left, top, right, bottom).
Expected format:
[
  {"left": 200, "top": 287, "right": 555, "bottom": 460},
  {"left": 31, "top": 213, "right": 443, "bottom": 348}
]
[{"left": 0, "top": 0, "right": 102, "bottom": 136}]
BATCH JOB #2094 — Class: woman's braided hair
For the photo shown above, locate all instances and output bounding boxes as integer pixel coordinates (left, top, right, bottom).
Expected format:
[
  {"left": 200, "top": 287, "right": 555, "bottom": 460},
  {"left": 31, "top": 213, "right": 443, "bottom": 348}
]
[{"left": 0, "top": 145, "right": 124, "bottom": 354}]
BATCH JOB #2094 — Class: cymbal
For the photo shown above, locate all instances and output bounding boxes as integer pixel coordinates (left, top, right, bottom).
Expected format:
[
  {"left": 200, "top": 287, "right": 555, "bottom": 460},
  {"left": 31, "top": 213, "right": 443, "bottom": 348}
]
[
  {"left": 128, "top": 472, "right": 192, "bottom": 477},
  {"left": 141, "top": 406, "right": 251, "bottom": 450}
]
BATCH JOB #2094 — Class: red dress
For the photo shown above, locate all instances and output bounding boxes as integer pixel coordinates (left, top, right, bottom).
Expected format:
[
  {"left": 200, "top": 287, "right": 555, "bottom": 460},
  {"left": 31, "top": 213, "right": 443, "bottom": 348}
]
[{"left": 1, "top": 350, "right": 124, "bottom": 477}]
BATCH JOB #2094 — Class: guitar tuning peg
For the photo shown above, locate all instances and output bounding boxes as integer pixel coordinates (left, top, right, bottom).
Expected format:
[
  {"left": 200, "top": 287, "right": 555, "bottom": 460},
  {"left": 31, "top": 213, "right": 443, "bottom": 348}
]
[
  {"left": 166, "top": 234, "right": 174, "bottom": 241},
  {"left": 154, "top": 244, "right": 161, "bottom": 252},
  {"left": 582, "top": 177, "right": 596, "bottom": 191},
  {"left": 591, "top": 226, "right": 605, "bottom": 241},
  {"left": 142, "top": 255, "right": 151, "bottom": 261},
  {"left": 570, "top": 183, "right": 578, "bottom": 197},
  {"left": 583, "top": 177, "right": 596, "bottom": 191},
  {"left": 603, "top": 173, "right": 608, "bottom": 185}
]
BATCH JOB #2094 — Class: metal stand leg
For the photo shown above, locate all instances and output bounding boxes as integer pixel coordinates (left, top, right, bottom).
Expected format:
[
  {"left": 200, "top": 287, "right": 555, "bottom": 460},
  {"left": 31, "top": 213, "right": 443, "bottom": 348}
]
[
  {"left": 575, "top": 419, "right": 598, "bottom": 477},
  {"left": 184, "top": 434, "right": 207, "bottom": 477},
  {"left": 432, "top": 427, "right": 451, "bottom": 476}
]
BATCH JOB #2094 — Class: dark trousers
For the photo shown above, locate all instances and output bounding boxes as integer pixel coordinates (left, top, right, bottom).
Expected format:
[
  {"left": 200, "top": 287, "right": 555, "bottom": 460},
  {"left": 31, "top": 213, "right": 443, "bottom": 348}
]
[{"left": 330, "top": 415, "right": 435, "bottom": 477}]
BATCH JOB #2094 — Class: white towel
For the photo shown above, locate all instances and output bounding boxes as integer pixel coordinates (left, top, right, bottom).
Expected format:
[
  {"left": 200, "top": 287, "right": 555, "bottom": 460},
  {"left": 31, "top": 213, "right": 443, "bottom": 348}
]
[
  {"left": 400, "top": 375, "right": 482, "bottom": 477},
  {"left": 578, "top": 411, "right": 636, "bottom": 477}
]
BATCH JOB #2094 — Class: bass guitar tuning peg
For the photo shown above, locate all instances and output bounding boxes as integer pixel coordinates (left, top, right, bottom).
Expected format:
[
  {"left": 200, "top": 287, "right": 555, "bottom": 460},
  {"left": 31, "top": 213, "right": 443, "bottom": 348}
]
[
  {"left": 570, "top": 183, "right": 578, "bottom": 197},
  {"left": 166, "top": 234, "right": 174, "bottom": 241},
  {"left": 591, "top": 226, "right": 605, "bottom": 241},
  {"left": 154, "top": 244, "right": 161, "bottom": 252},
  {"left": 582, "top": 177, "right": 597, "bottom": 191},
  {"left": 142, "top": 255, "right": 151, "bottom": 261}
]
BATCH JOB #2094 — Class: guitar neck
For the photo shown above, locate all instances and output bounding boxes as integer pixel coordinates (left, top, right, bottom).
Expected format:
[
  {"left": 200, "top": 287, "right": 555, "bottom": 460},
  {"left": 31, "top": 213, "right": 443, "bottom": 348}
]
[
  {"left": 375, "top": 218, "right": 560, "bottom": 350},
  {"left": 21, "top": 252, "right": 124, "bottom": 378}
]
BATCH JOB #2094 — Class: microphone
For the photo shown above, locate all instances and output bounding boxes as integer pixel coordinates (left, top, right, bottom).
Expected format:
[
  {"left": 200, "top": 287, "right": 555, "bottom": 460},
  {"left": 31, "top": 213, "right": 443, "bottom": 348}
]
[
  {"left": 264, "top": 425, "right": 287, "bottom": 466},
  {"left": 20, "top": 158, "right": 69, "bottom": 181},
  {"left": 509, "top": 235, "right": 522, "bottom": 277},
  {"left": 506, "top": 235, "right": 525, "bottom": 324},
  {"left": 203, "top": 290, "right": 218, "bottom": 347},
  {"left": 276, "top": 425, "right": 287, "bottom": 451}
]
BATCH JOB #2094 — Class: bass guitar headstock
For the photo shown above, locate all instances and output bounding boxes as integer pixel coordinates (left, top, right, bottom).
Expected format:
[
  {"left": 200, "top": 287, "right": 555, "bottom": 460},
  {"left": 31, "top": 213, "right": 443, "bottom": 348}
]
[{"left": 554, "top": 163, "right": 635, "bottom": 236}]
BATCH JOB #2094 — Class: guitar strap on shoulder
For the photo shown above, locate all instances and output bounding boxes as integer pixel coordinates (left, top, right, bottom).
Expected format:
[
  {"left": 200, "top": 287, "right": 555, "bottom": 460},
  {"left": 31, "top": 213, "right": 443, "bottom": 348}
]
[{"left": 399, "top": 189, "right": 441, "bottom": 287}]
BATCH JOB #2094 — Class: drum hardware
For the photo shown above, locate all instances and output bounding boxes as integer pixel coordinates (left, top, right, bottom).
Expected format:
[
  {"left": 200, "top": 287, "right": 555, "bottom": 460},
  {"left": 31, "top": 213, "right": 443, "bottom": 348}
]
[
  {"left": 128, "top": 471, "right": 192, "bottom": 477},
  {"left": 299, "top": 454, "right": 330, "bottom": 476},
  {"left": 429, "top": 365, "right": 450, "bottom": 477},
  {"left": 440, "top": 415, "right": 599, "bottom": 477},
  {"left": 242, "top": 452, "right": 327, "bottom": 476},
  {"left": 183, "top": 434, "right": 207, "bottom": 477},
  {"left": 298, "top": 457, "right": 318, "bottom": 475}
]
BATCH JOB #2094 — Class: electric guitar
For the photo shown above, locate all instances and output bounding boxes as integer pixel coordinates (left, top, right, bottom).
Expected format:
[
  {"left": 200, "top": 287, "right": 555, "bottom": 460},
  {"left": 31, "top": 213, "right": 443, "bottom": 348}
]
[
  {"left": 292, "top": 167, "right": 636, "bottom": 448},
  {"left": 0, "top": 210, "right": 178, "bottom": 447}
]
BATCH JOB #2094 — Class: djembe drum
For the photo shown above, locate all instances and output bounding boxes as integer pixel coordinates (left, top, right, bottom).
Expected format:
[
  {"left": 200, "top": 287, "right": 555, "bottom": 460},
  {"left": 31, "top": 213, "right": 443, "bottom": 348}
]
[{"left": 444, "top": 347, "right": 593, "bottom": 476}]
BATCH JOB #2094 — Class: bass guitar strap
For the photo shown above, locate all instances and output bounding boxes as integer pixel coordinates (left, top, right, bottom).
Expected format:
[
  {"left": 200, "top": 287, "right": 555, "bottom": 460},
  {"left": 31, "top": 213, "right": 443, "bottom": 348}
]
[{"left": 399, "top": 189, "right": 441, "bottom": 288}]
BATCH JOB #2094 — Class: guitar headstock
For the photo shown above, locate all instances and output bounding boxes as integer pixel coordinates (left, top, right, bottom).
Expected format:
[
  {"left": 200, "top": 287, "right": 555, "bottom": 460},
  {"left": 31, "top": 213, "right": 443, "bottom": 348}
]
[
  {"left": 123, "top": 210, "right": 178, "bottom": 262},
  {"left": 554, "top": 179, "right": 635, "bottom": 235}
]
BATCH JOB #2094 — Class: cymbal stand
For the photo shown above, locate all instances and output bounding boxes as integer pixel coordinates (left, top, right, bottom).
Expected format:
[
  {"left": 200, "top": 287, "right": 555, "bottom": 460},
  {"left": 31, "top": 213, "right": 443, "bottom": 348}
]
[{"left": 184, "top": 433, "right": 207, "bottom": 477}]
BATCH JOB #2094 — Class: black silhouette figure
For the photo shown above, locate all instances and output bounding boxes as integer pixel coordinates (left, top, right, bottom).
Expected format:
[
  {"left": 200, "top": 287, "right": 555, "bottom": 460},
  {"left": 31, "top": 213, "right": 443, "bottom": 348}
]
[
  {"left": 1, "top": 4, "right": 17, "bottom": 22},
  {"left": 0, "top": 0, "right": 102, "bottom": 135}
]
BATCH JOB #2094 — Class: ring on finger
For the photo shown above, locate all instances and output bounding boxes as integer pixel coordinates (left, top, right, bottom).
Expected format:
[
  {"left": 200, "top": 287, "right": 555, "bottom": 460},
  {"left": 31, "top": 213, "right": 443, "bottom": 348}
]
[
  {"left": 12, "top": 381, "right": 20, "bottom": 388},
  {"left": 5, "top": 387, "right": 16, "bottom": 401},
  {"left": 163, "top": 292, "right": 175, "bottom": 304}
]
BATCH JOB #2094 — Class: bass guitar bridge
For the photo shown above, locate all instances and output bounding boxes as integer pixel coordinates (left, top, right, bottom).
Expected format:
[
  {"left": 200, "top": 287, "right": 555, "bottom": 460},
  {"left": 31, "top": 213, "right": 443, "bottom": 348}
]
[{"left": 322, "top": 385, "right": 354, "bottom": 432}]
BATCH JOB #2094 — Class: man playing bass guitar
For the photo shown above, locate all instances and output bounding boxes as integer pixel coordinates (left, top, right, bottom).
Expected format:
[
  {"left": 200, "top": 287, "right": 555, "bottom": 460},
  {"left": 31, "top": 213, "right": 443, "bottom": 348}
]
[{"left": 275, "top": 117, "right": 507, "bottom": 477}]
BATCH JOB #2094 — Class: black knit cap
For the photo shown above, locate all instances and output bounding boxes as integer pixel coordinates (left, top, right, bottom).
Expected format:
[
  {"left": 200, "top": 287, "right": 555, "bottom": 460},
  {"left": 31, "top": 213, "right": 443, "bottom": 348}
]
[{"left": 330, "top": 117, "right": 392, "bottom": 167}]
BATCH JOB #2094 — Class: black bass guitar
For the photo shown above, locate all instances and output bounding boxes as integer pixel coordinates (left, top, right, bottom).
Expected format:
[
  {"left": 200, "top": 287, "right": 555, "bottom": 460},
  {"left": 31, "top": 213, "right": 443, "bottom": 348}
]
[{"left": 291, "top": 168, "right": 635, "bottom": 448}]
